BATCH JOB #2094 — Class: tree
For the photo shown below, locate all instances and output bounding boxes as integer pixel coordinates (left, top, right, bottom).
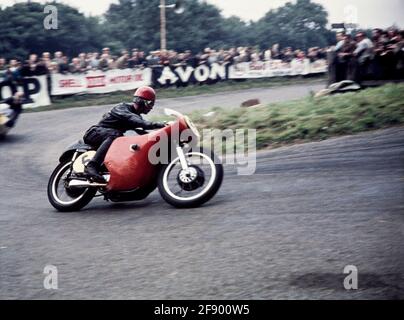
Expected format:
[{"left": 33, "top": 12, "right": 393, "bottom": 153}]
[
  {"left": 221, "top": 16, "right": 254, "bottom": 48},
  {"left": 254, "top": 0, "right": 332, "bottom": 50},
  {"left": 104, "top": 0, "right": 250, "bottom": 53},
  {"left": 0, "top": 2, "right": 104, "bottom": 60},
  {"left": 0, "top": 0, "right": 335, "bottom": 60}
]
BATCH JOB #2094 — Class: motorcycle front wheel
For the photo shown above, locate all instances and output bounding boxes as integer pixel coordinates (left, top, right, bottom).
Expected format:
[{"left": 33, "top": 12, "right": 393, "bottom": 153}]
[
  {"left": 158, "top": 148, "right": 223, "bottom": 208},
  {"left": 47, "top": 160, "right": 97, "bottom": 212}
]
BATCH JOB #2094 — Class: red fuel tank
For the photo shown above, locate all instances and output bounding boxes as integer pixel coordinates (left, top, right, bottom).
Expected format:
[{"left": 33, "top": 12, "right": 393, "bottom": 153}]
[{"left": 104, "top": 134, "right": 158, "bottom": 191}]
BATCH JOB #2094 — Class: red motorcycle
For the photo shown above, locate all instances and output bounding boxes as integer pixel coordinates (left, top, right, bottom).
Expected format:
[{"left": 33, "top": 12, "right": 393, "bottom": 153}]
[{"left": 47, "top": 108, "right": 223, "bottom": 212}]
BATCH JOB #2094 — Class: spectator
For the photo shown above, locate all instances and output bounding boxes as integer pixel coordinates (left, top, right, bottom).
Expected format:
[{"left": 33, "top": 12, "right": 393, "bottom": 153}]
[
  {"left": 58, "top": 56, "right": 70, "bottom": 74},
  {"left": 53, "top": 51, "right": 64, "bottom": 66},
  {"left": 146, "top": 51, "right": 160, "bottom": 66},
  {"left": 169, "top": 50, "right": 181, "bottom": 67},
  {"left": 0, "top": 58, "right": 7, "bottom": 80},
  {"left": 41, "top": 52, "right": 52, "bottom": 70},
  {"left": 353, "top": 32, "right": 374, "bottom": 63},
  {"left": 307, "top": 47, "right": 319, "bottom": 62},
  {"left": 129, "top": 49, "right": 140, "bottom": 68},
  {"left": 250, "top": 50, "right": 260, "bottom": 63},
  {"left": 217, "top": 49, "right": 226, "bottom": 64},
  {"left": 116, "top": 50, "right": 129, "bottom": 69},
  {"left": 102, "top": 47, "right": 111, "bottom": 60},
  {"left": 353, "top": 31, "right": 374, "bottom": 81},
  {"left": 89, "top": 52, "right": 100, "bottom": 70},
  {"left": 264, "top": 48, "right": 272, "bottom": 61},
  {"left": 69, "top": 58, "right": 82, "bottom": 74},
  {"left": 98, "top": 53, "right": 110, "bottom": 71},
  {"left": 283, "top": 47, "right": 294, "bottom": 63},
  {"left": 184, "top": 50, "right": 199, "bottom": 67},
  {"left": 393, "top": 31, "right": 404, "bottom": 78},
  {"left": 159, "top": 50, "right": 170, "bottom": 66},
  {"left": 207, "top": 49, "right": 218, "bottom": 65},
  {"left": 48, "top": 61, "right": 59, "bottom": 74},
  {"left": 20, "top": 54, "right": 47, "bottom": 76},
  {"left": 199, "top": 48, "right": 210, "bottom": 65},
  {"left": 137, "top": 51, "right": 147, "bottom": 67},
  {"left": 7, "top": 59, "right": 21, "bottom": 81},
  {"left": 334, "top": 31, "right": 346, "bottom": 52},
  {"left": 337, "top": 34, "right": 357, "bottom": 81},
  {"left": 271, "top": 44, "right": 281, "bottom": 59},
  {"left": 78, "top": 53, "right": 89, "bottom": 72}
]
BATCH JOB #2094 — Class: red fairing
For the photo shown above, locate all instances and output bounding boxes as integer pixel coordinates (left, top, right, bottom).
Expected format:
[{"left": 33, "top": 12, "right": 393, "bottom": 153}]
[
  {"left": 104, "top": 134, "right": 156, "bottom": 191},
  {"left": 104, "top": 118, "right": 188, "bottom": 191}
]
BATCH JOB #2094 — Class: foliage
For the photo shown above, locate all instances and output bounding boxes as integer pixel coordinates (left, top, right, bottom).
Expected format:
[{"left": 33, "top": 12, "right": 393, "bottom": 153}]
[
  {"left": 105, "top": 0, "right": 245, "bottom": 53},
  {"left": 191, "top": 83, "right": 404, "bottom": 149},
  {"left": 0, "top": 2, "right": 105, "bottom": 60},
  {"left": 0, "top": 0, "right": 337, "bottom": 59},
  {"left": 253, "top": 0, "right": 334, "bottom": 50}
]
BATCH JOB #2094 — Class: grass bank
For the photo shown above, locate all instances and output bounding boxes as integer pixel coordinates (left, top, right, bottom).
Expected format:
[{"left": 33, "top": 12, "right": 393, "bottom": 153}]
[
  {"left": 188, "top": 83, "right": 404, "bottom": 150},
  {"left": 27, "top": 75, "right": 325, "bottom": 113}
]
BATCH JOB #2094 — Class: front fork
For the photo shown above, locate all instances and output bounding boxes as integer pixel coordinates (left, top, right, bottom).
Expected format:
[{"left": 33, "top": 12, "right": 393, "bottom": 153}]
[{"left": 176, "top": 146, "right": 189, "bottom": 171}]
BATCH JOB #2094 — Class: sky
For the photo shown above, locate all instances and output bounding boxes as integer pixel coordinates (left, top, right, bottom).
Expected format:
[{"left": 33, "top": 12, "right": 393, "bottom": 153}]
[{"left": 0, "top": 0, "right": 403, "bottom": 28}]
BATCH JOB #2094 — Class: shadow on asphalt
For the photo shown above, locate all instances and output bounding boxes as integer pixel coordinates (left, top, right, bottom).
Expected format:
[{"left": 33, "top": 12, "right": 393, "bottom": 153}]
[
  {"left": 0, "top": 133, "right": 26, "bottom": 144},
  {"left": 289, "top": 272, "right": 404, "bottom": 297},
  {"left": 50, "top": 194, "right": 229, "bottom": 217}
]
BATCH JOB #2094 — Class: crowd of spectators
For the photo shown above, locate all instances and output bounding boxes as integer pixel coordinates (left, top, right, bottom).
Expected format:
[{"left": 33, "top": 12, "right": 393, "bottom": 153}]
[
  {"left": 330, "top": 28, "right": 404, "bottom": 84},
  {"left": 2, "top": 29, "right": 402, "bottom": 85},
  {"left": 0, "top": 45, "right": 328, "bottom": 80}
]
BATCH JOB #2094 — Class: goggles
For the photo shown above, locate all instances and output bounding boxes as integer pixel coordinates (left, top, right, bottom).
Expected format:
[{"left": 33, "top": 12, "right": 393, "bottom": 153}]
[
  {"left": 134, "top": 97, "right": 154, "bottom": 108},
  {"left": 144, "top": 99, "right": 155, "bottom": 108}
]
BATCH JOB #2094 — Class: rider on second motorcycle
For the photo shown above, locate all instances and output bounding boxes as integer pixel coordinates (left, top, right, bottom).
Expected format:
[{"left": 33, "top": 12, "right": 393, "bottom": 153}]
[
  {"left": 83, "top": 86, "right": 166, "bottom": 183},
  {"left": 0, "top": 92, "right": 25, "bottom": 129}
]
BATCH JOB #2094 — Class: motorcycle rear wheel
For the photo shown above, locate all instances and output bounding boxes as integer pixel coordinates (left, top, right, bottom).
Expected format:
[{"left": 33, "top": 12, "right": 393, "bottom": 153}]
[{"left": 47, "top": 160, "right": 97, "bottom": 212}]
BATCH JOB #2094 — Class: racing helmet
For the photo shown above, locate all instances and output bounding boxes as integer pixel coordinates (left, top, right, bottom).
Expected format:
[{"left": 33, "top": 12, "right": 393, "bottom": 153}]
[{"left": 133, "top": 86, "right": 156, "bottom": 111}]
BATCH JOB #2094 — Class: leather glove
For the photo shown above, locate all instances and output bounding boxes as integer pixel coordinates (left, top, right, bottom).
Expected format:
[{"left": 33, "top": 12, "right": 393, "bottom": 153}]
[{"left": 152, "top": 122, "right": 166, "bottom": 129}]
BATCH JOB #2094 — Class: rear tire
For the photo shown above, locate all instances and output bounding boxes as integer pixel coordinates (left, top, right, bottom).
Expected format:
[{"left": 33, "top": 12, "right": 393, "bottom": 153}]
[{"left": 47, "top": 161, "right": 96, "bottom": 212}]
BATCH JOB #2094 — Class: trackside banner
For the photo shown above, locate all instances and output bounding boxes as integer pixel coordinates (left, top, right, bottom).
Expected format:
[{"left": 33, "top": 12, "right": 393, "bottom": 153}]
[
  {"left": 228, "top": 59, "right": 327, "bottom": 79},
  {"left": 152, "top": 62, "right": 228, "bottom": 86},
  {"left": 51, "top": 68, "right": 152, "bottom": 95},
  {"left": 0, "top": 75, "right": 51, "bottom": 108},
  {"left": 0, "top": 60, "right": 328, "bottom": 108}
]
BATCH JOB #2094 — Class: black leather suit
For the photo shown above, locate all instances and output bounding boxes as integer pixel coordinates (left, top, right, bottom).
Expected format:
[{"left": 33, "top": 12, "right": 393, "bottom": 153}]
[{"left": 83, "top": 102, "right": 164, "bottom": 167}]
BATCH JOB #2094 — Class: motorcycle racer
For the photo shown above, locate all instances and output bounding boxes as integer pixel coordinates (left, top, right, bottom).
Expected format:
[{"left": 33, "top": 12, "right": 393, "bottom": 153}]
[
  {"left": 83, "top": 86, "right": 166, "bottom": 183},
  {"left": 0, "top": 91, "right": 25, "bottom": 129}
]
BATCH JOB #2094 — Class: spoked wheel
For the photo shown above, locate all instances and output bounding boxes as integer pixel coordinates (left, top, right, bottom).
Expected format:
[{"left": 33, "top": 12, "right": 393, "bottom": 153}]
[
  {"left": 47, "top": 161, "right": 96, "bottom": 212},
  {"left": 158, "top": 148, "right": 223, "bottom": 208}
]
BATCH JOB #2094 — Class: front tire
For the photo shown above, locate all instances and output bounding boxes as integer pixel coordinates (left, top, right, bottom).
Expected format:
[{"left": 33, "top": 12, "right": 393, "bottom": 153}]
[
  {"left": 47, "top": 161, "right": 96, "bottom": 212},
  {"left": 158, "top": 148, "right": 223, "bottom": 208}
]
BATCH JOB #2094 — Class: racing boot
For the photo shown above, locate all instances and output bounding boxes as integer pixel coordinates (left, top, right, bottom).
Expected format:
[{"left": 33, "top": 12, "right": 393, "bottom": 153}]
[{"left": 84, "top": 160, "right": 106, "bottom": 183}]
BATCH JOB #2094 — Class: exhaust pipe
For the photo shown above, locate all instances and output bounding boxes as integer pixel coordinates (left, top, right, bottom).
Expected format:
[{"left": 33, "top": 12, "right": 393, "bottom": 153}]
[{"left": 68, "top": 175, "right": 110, "bottom": 188}]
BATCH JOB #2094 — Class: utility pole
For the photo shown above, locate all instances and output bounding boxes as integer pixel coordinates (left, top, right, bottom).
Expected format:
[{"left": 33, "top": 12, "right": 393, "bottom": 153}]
[
  {"left": 159, "top": 1, "right": 184, "bottom": 51},
  {"left": 160, "top": 0, "right": 167, "bottom": 51}
]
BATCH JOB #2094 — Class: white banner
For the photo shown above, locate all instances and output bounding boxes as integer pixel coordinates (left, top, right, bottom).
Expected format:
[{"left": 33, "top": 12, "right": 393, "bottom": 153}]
[
  {"left": 51, "top": 68, "right": 152, "bottom": 95},
  {"left": 0, "top": 75, "right": 51, "bottom": 109},
  {"left": 229, "top": 59, "right": 327, "bottom": 79},
  {"left": 25, "top": 75, "right": 51, "bottom": 108},
  {"left": 156, "top": 63, "right": 228, "bottom": 85}
]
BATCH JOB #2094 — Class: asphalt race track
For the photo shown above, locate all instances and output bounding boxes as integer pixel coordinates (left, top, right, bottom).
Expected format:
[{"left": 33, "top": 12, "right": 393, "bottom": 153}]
[{"left": 0, "top": 85, "right": 403, "bottom": 299}]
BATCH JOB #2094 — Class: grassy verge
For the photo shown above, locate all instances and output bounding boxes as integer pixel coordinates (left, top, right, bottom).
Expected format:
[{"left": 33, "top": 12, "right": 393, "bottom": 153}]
[
  {"left": 26, "top": 75, "right": 325, "bottom": 113},
  {"left": 186, "top": 83, "right": 404, "bottom": 150}
]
